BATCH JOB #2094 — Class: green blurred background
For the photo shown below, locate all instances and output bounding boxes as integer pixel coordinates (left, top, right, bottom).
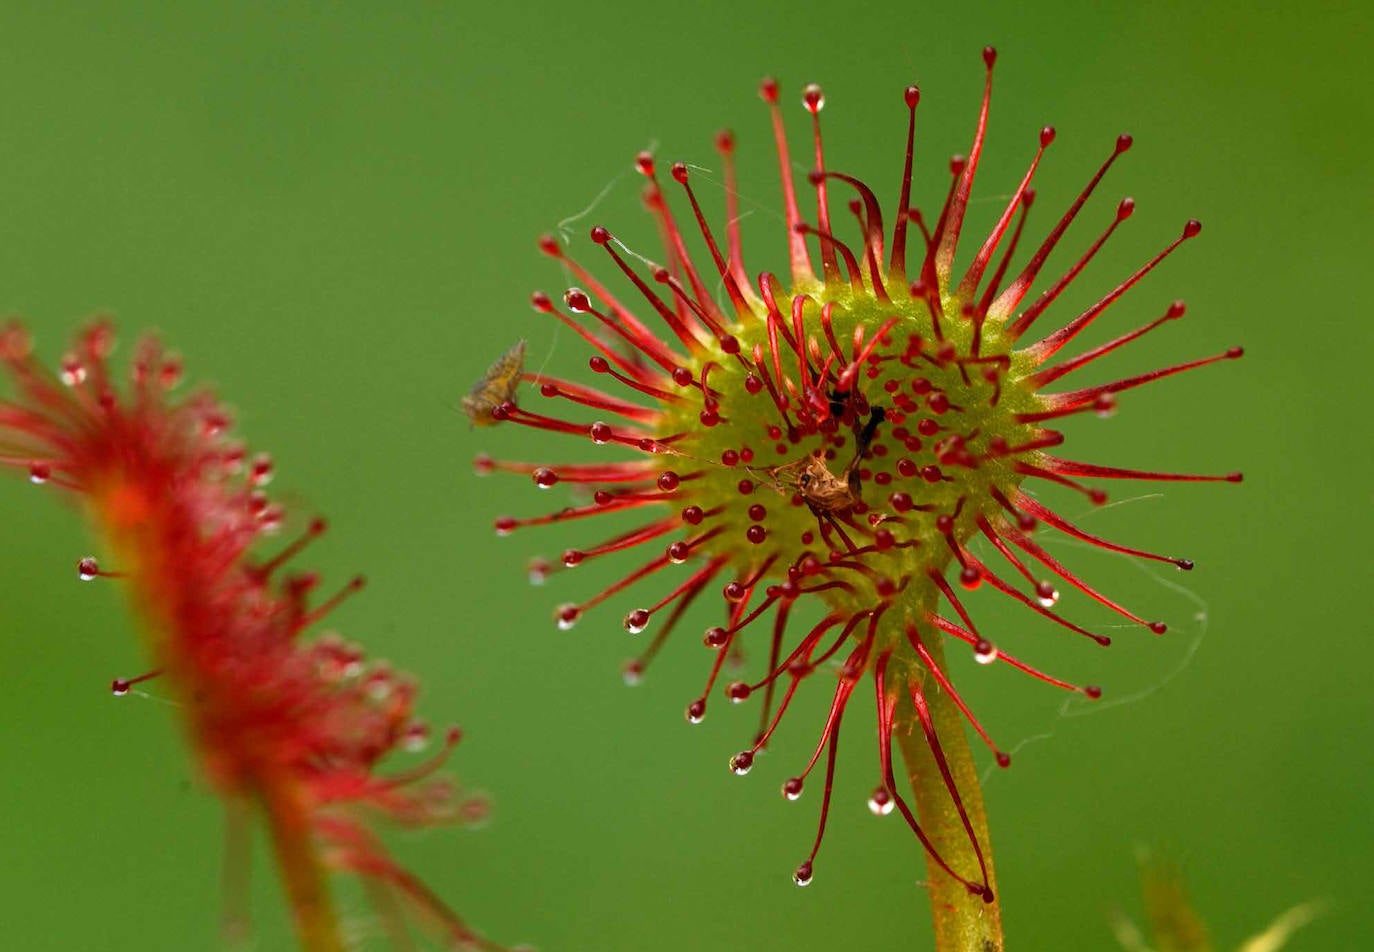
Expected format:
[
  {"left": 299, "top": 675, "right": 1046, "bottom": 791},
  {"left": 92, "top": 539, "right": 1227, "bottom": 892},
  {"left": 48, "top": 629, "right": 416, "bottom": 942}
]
[{"left": 0, "top": 2, "right": 1367, "bottom": 949}]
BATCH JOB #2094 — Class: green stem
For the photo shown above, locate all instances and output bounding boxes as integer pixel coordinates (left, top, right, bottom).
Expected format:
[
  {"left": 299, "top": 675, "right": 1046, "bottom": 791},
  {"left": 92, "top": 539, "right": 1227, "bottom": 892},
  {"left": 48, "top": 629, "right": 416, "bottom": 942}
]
[
  {"left": 894, "top": 634, "right": 1004, "bottom": 952},
  {"left": 261, "top": 786, "right": 346, "bottom": 952},
  {"left": 221, "top": 796, "right": 252, "bottom": 947}
]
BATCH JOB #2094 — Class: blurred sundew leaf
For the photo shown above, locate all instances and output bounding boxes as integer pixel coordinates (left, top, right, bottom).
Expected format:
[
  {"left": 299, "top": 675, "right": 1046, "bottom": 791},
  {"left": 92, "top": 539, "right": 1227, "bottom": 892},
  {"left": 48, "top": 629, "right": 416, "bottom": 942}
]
[{"left": 1113, "top": 851, "right": 1324, "bottom": 952}]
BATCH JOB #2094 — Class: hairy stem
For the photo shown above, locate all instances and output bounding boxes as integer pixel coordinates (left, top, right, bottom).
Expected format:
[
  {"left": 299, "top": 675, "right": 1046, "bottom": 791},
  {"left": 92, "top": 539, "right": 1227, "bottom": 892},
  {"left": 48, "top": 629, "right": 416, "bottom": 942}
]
[
  {"left": 895, "top": 636, "right": 1004, "bottom": 952},
  {"left": 262, "top": 786, "right": 345, "bottom": 952}
]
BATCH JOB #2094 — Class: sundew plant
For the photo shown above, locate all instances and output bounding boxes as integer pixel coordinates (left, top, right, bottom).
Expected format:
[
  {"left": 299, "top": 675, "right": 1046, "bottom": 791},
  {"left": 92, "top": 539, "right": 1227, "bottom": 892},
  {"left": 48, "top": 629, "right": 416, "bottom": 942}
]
[
  {"left": 0, "top": 321, "right": 511, "bottom": 952},
  {"left": 470, "top": 49, "right": 1242, "bottom": 951}
]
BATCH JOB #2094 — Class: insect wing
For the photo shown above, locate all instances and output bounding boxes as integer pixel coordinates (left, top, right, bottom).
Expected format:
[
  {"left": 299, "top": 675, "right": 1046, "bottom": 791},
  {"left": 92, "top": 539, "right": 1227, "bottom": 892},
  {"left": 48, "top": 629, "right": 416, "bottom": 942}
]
[{"left": 462, "top": 340, "right": 526, "bottom": 426}]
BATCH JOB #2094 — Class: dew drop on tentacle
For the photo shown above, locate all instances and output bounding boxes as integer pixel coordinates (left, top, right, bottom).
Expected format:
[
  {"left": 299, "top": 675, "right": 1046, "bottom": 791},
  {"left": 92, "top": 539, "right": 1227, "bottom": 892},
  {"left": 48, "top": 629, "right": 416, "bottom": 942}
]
[
  {"left": 703, "top": 626, "right": 729, "bottom": 649},
  {"left": 59, "top": 354, "right": 86, "bottom": 386},
  {"left": 201, "top": 409, "right": 231, "bottom": 437},
  {"left": 249, "top": 453, "right": 274, "bottom": 487},
  {"left": 685, "top": 698, "right": 707, "bottom": 724},
  {"left": 402, "top": 721, "right": 431, "bottom": 752},
  {"left": 782, "top": 777, "right": 804, "bottom": 801},
  {"left": 527, "top": 557, "right": 551, "bottom": 585},
  {"left": 973, "top": 639, "right": 999, "bottom": 665},
  {"left": 256, "top": 503, "right": 284, "bottom": 534},
  {"left": 867, "top": 786, "right": 895, "bottom": 816},
  {"left": 564, "top": 288, "right": 590, "bottom": 312},
  {"left": 362, "top": 667, "right": 395, "bottom": 701},
  {"left": 110, "top": 670, "right": 161, "bottom": 697},
  {"left": 792, "top": 861, "right": 814, "bottom": 887},
  {"left": 1035, "top": 581, "right": 1060, "bottom": 607},
  {"left": 729, "top": 750, "right": 754, "bottom": 775},
  {"left": 77, "top": 556, "right": 100, "bottom": 581}
]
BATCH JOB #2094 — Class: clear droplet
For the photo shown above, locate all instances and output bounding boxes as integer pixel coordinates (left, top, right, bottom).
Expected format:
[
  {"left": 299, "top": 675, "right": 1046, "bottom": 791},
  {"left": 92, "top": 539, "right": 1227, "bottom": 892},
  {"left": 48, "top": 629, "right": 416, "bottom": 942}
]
[
  {"left": 364, "top": 671, "right": 393, "bottom": 701},
  {"left": 402, "top": 722, "right": 431, "bottom": 752},
  {"left": 867, "top": 787, "right": 895, "bottom": 816},
  {"left": 249, "top": 453, "right": 274, "bottom": 487},
  {"left": 782, "top": 777, "right": 804, "bottom": 801},
  {"left": 729, "top": 751, "right": 753, "bottom": 776},
  {"left": 974, "top": 640, "right": 998, "bottom": 665},
  {"left": 257, "top": 505, "right": 283, "bottom": 533},
  {"left": 1035, "top": 581, "right": 1060, "bottom": 608},
  {"left": 792, "top": 862, "right": 814, "bottom": 887},
  {"left": 527, "top": 558, "right": 550, "bottom": 586},
  {"left": 564, "top": 288, "right": 591, "bottom": 313},
  {"left": 59, "top": 355, "right": 87, "bottom": 386},
  {"left": 77, "top": 556, "right": 99, "bottom": 581}
]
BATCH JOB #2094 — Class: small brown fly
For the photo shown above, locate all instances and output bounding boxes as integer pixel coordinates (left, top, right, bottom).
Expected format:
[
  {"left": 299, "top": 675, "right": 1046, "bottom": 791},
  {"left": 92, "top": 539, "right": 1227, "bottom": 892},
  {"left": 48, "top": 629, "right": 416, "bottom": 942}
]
[
  {"left": 765, "top": 407, "right": 886, "bottom": 550},
  {"left": 768, "top": 452, "right": 858, "bottom": 514},
  {"left": 461, "top": 340, "right": 526, "bottom": 427}
]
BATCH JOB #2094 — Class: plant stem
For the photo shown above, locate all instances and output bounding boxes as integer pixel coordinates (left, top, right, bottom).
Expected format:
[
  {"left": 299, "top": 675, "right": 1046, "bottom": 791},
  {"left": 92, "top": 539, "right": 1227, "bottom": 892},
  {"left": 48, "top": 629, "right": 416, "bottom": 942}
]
[
  {"left": 895, "top": 634, "right": 1004, "bottom": 952},
  {"left": 262, "top": 786, "right": 346, "bottom": 952},
  {"left": 221, "top": 796, "right": 252, "bottom": 947}
]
